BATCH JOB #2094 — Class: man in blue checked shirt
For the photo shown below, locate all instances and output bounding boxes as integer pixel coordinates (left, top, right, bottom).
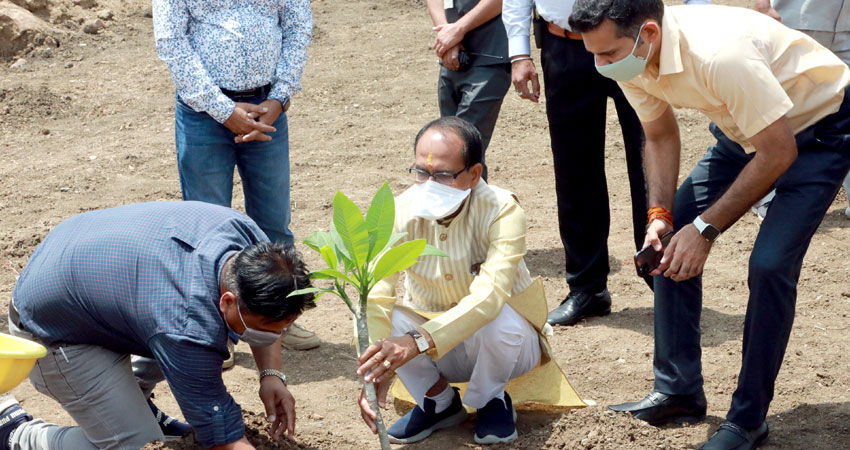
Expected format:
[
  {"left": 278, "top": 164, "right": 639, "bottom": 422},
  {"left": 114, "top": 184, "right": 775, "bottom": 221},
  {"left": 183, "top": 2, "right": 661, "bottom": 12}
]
[
  {"left": 152, "top": 0, "right": 320, "bottom": 352},
  {"left": 0, "top": 201, "right": 316, "bottom": 450}
]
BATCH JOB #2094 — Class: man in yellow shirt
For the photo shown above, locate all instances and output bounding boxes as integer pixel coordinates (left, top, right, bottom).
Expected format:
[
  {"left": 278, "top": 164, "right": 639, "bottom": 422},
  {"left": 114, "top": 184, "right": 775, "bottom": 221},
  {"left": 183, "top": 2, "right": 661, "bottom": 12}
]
[
  {"left": 568, "top": 1, "right": 850, "bottom": 449},
  {"left": 353, "top": 117, "right": 584, "bottom": 445}
]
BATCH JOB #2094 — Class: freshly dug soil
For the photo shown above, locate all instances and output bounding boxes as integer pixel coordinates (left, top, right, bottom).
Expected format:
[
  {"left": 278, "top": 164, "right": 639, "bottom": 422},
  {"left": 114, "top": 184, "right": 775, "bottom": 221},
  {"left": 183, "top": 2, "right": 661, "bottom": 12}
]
[{"left": 3, "top": 0, "right": 850, "bottom": 449}]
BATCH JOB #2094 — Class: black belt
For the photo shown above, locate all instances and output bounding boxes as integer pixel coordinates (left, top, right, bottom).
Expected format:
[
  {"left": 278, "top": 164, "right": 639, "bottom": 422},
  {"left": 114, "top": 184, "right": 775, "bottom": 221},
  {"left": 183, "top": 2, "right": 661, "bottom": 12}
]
[{"left": 220, "top": 84, "right": 271, "bottom": 101}]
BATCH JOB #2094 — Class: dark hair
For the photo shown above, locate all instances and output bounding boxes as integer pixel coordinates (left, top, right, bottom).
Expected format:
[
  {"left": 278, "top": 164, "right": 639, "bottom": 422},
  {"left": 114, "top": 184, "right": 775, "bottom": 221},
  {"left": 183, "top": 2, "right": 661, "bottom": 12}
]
[
  {"left": 569, "top": 0, "right": 664, "bottom": 39},
  {"left": 413, "top": 116, "right": 483, "bottom": 168},
  {"left": 225, "top": 242, "right": 316, "bottom": 321}
]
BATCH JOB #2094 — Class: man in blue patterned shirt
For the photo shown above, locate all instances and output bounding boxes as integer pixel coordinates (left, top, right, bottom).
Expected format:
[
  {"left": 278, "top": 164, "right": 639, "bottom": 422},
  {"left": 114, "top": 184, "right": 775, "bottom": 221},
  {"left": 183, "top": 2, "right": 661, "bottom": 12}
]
[
  {"left": 0, "top": 201, "right": 316, "bottom": 450},
  {"left": 152, "top": 0, "right": 319, "bottom": 351},
  {"left": 152, "top": 0, "right": 311, "bottom": 247}
]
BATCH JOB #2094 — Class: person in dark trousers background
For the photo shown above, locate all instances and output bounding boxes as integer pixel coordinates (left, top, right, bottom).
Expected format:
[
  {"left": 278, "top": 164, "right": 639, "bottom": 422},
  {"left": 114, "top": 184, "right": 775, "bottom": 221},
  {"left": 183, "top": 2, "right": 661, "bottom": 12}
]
[
  {"left": 502, "top": 0, "right": 650, "bottom": 327},
  {"left": 428, "top": 0, "right": 511, "bottom": 180}
]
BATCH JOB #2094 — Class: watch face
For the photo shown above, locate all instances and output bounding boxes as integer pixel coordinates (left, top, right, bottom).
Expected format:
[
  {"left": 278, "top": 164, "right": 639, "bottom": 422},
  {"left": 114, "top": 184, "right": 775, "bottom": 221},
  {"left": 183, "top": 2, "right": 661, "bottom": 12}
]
[
  {"left": 415, "top": 336, "right": 429, "bottom": 353},
  {"left": 702, "top": 224, "right": 721, "bottom": 241}
]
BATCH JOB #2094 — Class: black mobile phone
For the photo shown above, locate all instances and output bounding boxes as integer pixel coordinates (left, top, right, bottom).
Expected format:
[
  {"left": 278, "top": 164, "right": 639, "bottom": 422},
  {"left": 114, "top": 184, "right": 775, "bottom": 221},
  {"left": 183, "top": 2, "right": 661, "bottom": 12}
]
[{"left": 634, "top": 231, "right": 674, "bottom": 277}]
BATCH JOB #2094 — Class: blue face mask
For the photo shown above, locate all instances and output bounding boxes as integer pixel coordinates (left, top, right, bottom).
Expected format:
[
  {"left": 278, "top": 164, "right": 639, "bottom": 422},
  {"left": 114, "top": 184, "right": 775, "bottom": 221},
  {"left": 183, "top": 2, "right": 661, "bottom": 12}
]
[{"left": 595, "top": 23, "right": 653, "bottom": 82}]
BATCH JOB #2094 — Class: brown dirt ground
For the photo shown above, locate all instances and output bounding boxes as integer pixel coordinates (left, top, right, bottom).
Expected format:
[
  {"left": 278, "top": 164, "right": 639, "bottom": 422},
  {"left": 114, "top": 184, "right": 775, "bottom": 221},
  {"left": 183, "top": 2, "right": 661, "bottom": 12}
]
[{"left": 2, "top": 0, "right": 850, "bottom": 449}]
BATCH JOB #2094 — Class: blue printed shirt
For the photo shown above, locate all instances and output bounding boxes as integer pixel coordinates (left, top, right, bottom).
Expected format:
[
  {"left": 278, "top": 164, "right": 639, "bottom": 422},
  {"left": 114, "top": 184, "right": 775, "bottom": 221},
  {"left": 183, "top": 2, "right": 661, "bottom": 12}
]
[
  {"left": 13, "top": 201, "right": 269, "bottom": 447},
  {"left": 152, "top": 0, "right": 313, "bottom": 123}
]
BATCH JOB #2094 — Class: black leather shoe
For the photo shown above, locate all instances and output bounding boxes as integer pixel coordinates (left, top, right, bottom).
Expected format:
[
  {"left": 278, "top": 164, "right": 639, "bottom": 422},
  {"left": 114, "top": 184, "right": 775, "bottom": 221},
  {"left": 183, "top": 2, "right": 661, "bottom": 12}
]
[
  {"left": 608, "top": 391, "right": 707, "bottom": 425},
  {"left": 699, "top": 422, "right": 769, "bottom": 450},
  {"left": 547, "top": 289, "right": 611, "bottom": 326}
]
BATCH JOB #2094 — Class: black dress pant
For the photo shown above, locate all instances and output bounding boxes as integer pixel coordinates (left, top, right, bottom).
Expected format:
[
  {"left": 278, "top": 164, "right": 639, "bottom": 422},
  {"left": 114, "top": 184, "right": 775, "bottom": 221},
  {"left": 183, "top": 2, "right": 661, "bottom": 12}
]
[{"left": 540, "top": 32, "right": 648, "bottom": 294}]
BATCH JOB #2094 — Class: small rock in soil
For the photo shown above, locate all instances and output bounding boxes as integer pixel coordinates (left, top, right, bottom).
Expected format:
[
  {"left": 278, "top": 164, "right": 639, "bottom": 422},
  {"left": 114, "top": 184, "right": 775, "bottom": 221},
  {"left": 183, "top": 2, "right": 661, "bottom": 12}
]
[
  {"left": 73, "top": 0, "right": 97, "bottom": 9},
  {"left": 82, "top": 19, "right": 105, "bottom": 34}
]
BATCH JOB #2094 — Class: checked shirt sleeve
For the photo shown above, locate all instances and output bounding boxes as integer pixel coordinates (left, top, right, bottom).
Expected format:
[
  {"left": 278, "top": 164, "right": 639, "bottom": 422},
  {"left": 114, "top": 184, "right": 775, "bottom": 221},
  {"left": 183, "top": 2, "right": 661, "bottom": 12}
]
[
  {"left": 268, "top": 0, "right": 313, "bottom": 105},
  {"left": 149, "top": 334, "right": 246, "bottom": 447},
  {"left": 152, "top": 0, "right": 235, "bottom": 123}
]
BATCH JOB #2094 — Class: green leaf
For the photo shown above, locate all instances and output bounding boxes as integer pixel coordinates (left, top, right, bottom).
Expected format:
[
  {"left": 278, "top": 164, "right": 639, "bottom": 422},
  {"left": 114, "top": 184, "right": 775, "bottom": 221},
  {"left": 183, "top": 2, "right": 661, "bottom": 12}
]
[
  {"left": 332, "top": 191, "right": 370, "bottom": 268},
  {"left": 370, "top": 239, "right": 427, "bottom": 286},
  {"left": 319, "top": 245, "right": 338, "bottom": 271},
  {"left": 288, "top": 287, "right": 334, "bottom": 297},
  {"left": 314, "top": 268, "right": 360, "bottom": 288},
  {"left": 308, "top": 271, "right": 336, "bottom": 280},
  {"left": 303, "top": 231, "right": 334, "bottom": 254},
  {"left": 363, "top": 182, "right": 395, "bottom": 262},
  {"left": 329, "top": 223, "right": 351, "bottom": 262},
  {"left": 421, "top": 244, "right": 448, "bottom": 257},
  {"left": 386, "top": 232, "right": 408, "bottom": 248}
]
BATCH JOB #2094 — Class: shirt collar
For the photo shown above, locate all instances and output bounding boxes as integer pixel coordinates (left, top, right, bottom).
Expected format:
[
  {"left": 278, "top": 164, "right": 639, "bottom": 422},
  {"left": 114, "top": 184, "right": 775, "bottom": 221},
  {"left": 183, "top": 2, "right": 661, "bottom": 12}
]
[{"left": 655, "top": 6, "right": 683, "bottom": 79}]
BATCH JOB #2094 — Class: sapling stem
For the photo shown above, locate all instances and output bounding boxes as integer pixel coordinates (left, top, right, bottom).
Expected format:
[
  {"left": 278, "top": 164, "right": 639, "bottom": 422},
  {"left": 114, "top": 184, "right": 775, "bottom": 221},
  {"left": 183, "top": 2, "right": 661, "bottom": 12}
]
[{"left": 356, "top": 310, "right": 391, "bottom": 450}]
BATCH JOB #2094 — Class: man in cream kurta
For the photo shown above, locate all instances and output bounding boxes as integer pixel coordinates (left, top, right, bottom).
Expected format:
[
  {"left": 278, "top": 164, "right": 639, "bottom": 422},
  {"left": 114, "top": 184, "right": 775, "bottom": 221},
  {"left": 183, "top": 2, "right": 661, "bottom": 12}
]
[{"left": 354, "top": 117, "right": 584, "bottom": 445}]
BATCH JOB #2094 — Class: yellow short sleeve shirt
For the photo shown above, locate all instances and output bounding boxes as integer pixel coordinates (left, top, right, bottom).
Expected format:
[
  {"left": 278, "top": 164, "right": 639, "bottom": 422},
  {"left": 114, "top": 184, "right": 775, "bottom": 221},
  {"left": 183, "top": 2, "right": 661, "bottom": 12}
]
[{"left": 620, "top": 5, "right": 850, "bottom": 151}]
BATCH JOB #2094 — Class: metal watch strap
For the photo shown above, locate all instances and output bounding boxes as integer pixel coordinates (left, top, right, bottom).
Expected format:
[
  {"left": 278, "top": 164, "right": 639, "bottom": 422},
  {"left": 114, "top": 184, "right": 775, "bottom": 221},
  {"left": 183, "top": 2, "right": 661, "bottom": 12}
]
[
  {"left": 406, "top": 330, "right": 430, "bottom": 354},
  {"left": 259, "top": 369, "right": 287, "bottom": 385}
]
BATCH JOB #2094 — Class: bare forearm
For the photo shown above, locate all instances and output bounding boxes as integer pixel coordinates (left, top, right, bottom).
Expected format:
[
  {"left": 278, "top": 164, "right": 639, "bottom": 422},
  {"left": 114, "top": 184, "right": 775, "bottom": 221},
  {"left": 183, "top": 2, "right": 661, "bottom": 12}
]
[
  {"left": 701, "top": 116, "right": 797, "bottom": 230},
  {"left": 454, "top": 0, "right": 504, "bottom": 33},
  {"left": 643, "top": 110, "right": 681, "bottom": 211},
  {"left": 426, "top": 0, "right": 448, "bottom": 26},
  {"left": 250, "top": 337, "right": 283, "bottom": 371}
]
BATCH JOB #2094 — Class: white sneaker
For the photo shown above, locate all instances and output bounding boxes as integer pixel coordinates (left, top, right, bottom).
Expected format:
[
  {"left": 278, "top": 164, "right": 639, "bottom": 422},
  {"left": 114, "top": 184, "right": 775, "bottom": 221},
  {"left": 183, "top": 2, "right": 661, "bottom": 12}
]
[
  {"left": 281, "top": 322, "right": 320, "bottom": 351},
  {"left": 222, "top": 340, "right": 235, "bottom": 370},
  {"left": 845, "top": 206, "right": 850, "bottom": 219}
]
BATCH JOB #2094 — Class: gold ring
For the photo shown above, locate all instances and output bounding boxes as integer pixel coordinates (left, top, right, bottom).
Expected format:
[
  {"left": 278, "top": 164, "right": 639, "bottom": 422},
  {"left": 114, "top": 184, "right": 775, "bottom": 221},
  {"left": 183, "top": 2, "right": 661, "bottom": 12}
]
[{"left": 382, "top": 360, "right": 392, "bottom": 369}]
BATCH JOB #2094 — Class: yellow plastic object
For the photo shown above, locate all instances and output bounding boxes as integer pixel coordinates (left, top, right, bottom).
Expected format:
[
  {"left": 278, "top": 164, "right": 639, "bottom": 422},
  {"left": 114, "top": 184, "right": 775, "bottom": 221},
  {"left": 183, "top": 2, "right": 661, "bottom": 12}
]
[{"left": 0, "top": 333, "right": 47, "bottom": 394}]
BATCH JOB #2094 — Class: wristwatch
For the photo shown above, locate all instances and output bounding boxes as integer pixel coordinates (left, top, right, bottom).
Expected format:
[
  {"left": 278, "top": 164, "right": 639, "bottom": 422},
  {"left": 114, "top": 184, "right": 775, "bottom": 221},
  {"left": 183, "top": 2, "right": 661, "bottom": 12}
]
[
  {"left": 259, "top": 369, "right": 287, "bottom": 386},
  {"left": 406, "top": 329, "right": 430, "bottom": 354},
  {"left": 693, "top": 215, "right": 721, "bottom": 242}
]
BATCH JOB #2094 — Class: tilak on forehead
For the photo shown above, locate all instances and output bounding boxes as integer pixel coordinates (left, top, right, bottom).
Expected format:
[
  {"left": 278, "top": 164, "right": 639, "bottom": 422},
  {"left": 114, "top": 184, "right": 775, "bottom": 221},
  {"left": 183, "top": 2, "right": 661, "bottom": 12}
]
[{"left": 427, "top": 152, "right": 433, "bottom": 168}]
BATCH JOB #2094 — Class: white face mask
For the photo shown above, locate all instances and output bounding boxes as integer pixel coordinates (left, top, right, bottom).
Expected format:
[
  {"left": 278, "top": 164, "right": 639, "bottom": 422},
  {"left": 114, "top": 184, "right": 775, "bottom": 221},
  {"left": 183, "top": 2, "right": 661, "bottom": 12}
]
[
  {"left": 235, "top": 303, "right": 281, "bottom": 347},
  {"left": 408, "top": 180, "right": 472, "bottom": 220}
]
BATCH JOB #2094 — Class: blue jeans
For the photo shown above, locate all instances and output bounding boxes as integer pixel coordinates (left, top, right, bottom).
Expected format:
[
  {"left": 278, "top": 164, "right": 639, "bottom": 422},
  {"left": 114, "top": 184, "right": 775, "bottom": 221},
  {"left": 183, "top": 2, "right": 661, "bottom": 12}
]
[
  {"left": 175, "top": 95, "right": 293, "bottom": 245},
  {"left": 652, "top": 87, "right": 850, "bottom": 429}
]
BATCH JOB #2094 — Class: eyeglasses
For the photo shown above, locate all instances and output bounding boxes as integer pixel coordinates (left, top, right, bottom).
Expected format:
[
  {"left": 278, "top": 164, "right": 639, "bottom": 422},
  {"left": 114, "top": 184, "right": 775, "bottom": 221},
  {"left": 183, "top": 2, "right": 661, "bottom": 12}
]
[{"left": 408, "top": 166, "right": 468, "bottom": 185}]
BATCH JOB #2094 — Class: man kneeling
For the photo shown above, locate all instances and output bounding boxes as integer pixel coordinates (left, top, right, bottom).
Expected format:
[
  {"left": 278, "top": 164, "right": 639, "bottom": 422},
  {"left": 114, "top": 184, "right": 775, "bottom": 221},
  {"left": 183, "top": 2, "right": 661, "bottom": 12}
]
[{"left": 355, "top": 117, "right": 584, "bottom": 444}]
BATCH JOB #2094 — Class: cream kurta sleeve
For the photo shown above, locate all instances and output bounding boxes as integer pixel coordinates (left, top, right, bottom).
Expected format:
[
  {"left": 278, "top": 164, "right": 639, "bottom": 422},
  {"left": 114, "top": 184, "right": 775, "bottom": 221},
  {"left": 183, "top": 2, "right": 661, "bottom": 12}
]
[{"left": 420, "top": 198, "right": 526, "bottom": 360}]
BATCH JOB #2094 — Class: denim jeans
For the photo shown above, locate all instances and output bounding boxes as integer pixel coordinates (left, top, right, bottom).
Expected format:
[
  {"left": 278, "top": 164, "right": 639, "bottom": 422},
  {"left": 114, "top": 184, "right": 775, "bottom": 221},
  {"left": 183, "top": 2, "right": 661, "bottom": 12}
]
[
  {"left": 175, "top": 95, "right": 293, "bottom": 245},
  {"left": 652, "top": 87, "right": 850, "bottom": 429}
]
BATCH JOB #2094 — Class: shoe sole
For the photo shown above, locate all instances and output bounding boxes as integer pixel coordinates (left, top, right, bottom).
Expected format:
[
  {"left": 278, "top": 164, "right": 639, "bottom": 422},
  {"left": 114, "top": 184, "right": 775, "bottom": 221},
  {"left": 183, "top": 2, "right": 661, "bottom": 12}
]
[
  {"left": 388, "top": 408, "right": 468, "bottom": 444},
  {"left": 0, "top": 395, "right": 19, "bottom": 414},
  {"left": 162, "top": 435, "right": 188, "bottom": 442},
  {"left": 281, "top": 341, "right": 321, "bottom": 351},
  {"left": 475, "top": 429, "right": 518, "bottom": 445},
  {"left": 646, "top": 414, "right": 706, "bottom": 426},
  {"left": 474, "top": 406, "right": 518, "bottom": 444}
]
